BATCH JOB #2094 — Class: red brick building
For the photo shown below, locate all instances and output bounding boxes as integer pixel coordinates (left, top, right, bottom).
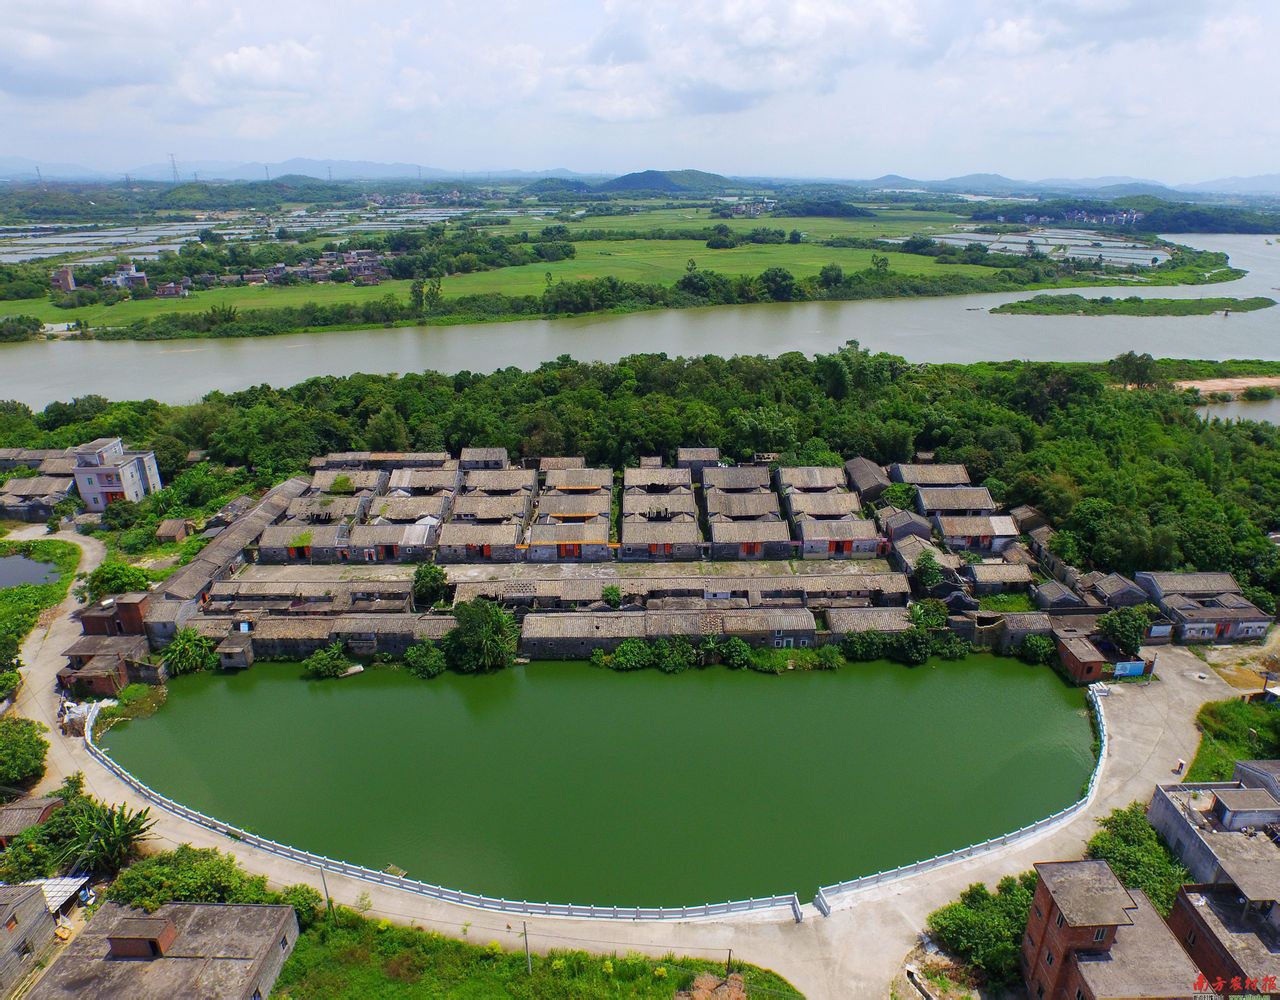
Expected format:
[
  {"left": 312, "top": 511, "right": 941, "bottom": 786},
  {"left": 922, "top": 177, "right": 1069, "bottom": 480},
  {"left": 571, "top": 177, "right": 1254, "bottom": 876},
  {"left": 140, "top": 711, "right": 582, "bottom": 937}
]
[
  {"left": 1168, "top": 884, "right": 1280, "bottom": 998},
  {"left": 1021, "top": 860, "right": 1203, "bottom": 1000}
]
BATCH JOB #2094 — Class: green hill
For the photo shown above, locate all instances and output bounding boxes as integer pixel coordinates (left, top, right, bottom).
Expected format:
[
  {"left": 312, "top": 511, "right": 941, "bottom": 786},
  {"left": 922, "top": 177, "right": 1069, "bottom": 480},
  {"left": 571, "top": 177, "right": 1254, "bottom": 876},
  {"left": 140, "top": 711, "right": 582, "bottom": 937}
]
[{"left": 598, "top": 169, "right": 732, "bottom": 193}]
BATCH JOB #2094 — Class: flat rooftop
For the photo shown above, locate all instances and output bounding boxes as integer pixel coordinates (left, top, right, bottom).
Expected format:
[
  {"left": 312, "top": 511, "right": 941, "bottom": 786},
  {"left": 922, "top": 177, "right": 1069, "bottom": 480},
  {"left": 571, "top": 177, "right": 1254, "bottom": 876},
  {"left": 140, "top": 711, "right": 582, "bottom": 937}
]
[
  {"left": 1075, "top": 890, "right": 1202, "bottom": 999},
  {"left": 1035, "top": 860, "right": 1135, "bottom": 928}
]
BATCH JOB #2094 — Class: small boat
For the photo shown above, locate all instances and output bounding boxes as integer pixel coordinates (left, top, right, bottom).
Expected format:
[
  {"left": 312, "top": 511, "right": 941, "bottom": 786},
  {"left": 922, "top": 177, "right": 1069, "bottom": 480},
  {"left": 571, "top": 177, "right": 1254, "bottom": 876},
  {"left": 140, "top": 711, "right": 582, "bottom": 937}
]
[{"left": 339, "top": 664, "right": 364, "bottom": 678}]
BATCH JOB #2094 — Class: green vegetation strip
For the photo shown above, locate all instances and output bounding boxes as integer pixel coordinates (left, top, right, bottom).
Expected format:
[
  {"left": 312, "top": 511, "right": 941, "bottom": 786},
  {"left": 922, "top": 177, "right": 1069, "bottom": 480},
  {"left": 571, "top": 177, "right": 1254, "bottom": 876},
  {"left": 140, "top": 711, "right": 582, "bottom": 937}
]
[
  {"left": 1185, "top": 697, "right": 1280, "bottom": 781},
  {"left": 0, "top": 539, "right": 81, "bottom": 701},
  {"left": 992, "top": 294, "right": 1276, "bottom": 316}
]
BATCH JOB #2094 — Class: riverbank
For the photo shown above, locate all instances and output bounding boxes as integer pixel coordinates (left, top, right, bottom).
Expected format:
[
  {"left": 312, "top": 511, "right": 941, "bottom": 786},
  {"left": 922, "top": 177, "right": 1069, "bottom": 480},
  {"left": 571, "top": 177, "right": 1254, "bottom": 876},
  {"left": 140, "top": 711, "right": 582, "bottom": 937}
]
[
  {"left": 1176, "top": 374, "right": 1280, "bottom": 397},
  {"left": 991, "top": 293, "right": 1275, "bottom": 316}
]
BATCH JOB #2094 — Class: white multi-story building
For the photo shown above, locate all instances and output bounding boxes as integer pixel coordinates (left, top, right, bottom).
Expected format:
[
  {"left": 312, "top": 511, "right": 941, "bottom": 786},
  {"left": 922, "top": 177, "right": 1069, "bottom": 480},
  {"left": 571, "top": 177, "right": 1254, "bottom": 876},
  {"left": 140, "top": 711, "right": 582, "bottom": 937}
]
[{"left": 72, "top": 438, "right": 162, "bottom": 512}]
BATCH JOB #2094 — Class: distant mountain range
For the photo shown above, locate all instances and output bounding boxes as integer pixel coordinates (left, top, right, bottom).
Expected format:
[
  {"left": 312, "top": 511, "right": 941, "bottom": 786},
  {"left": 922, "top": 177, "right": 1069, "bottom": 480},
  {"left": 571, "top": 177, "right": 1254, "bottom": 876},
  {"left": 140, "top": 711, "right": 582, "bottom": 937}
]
[{"left": 0, "top": 156, "right": 1277, "bottom": 197}]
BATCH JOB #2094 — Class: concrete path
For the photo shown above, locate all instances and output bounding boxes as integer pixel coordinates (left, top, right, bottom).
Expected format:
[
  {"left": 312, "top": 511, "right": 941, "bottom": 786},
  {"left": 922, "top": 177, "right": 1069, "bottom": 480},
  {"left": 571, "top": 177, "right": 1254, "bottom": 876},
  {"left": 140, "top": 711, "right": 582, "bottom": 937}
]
[{"left": 6, "top": 534, "right": 1229, "bottom": 999}]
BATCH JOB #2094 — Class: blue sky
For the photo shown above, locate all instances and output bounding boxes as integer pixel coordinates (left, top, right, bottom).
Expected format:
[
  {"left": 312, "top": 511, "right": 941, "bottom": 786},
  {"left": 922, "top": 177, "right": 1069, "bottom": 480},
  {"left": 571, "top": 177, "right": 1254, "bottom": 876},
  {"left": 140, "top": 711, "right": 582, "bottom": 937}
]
[{"left": 2, "top": 0, "right": 1276, "bottom": 181}]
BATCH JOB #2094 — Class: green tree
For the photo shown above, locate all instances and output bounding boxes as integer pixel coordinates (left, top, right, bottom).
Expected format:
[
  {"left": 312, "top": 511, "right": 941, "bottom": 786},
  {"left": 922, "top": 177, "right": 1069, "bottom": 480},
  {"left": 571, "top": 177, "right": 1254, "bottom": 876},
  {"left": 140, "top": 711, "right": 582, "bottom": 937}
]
[
  {"left": 76, "top": 561, "right": 150, "bottom": 603},
  {"left": 758, "top": 267, "right": 797, "bottom": 301},
  {"left": 818, "top": 263, "right": 844, "bottom": 289},
  {"left": 909, "top": 598, "right": 948, "bottom": 631},
  {"left": 788, "top": 229, "right": 803, "bottom": 244},
  {"left": 718, "top": 636, "right": 752, "bottom": 670},
  {"left": 0, "top": 718, "right": 48, "bottom": 795},
  {"left": 403, "top": 641, "right": 446, "bottom": 679},
  {"left": 412, "top": 563, "right": 449, "bottom": 607},
  {"left": 870, "top": 254, "right": 890, "bottom": 274},
  {"left": 365, "top": 405, "right": 409, "bottom": 451},
  {"left": 652, "top": 638, "right": 697, "bottom": 674},
  {"left": 880, "top": 482, "right": 916, "bottom": 510},
  {"left": 1096, "top": 605, "right": 1155, "bottom": 657},
  {"left": 1085, "top": 803, "right": 1189, "bottom": 915},
  {"left": 424, "top": 276, "right": 443, "bottom": 310},
  {"left": 913, "top": 550, "right": 944, "bottom": 591},
  {"left": 163, "top": 627, "right": 217, "bottom": 675},
  {"left": 601, "top": 584, "right": 622, "bottom": 609},
  {"left": 890, "top": 627, "right": 932, "bottom": 666},
  {"left": 302, "top": 642, "right": 350, "bottom": 679},
  {"left": 441, "top": 599, "right": 518, "bottom": 674},
  {"left": 608, "top": 638, "right": 653, "bottom": 671},
  {"left": 841, "top": 630, "right": 887, "bottom": 662},
  {"left": 409, "top": 278, "right": 426, "bottom": 313},
  {"left": 148, "top": 433, "right": 189, "bottom": 482}
]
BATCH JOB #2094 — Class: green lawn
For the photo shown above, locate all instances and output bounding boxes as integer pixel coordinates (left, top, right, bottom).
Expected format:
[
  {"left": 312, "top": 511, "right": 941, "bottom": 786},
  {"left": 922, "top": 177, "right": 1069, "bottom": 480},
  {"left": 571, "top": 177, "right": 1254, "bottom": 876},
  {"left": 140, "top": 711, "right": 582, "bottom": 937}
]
[
  {"left": 1185, "top": 697, "right": 1280, "bottom": 780},
  {"left": 517, "top": 207, "right": 973, "bottom": 240}
]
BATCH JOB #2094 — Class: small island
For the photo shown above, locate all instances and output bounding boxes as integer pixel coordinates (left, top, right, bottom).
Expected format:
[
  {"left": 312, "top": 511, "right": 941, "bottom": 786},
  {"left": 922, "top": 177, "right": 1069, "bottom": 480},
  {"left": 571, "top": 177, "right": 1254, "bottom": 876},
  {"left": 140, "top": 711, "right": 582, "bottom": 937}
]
[{"left": 991, "top": 293, "right": 1276, "bottom": 316}]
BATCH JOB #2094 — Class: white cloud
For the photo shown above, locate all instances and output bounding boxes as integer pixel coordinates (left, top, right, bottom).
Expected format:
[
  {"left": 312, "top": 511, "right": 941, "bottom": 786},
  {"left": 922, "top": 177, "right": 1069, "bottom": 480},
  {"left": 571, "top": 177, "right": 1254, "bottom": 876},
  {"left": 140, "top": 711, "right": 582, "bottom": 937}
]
[{"left": 0, "top": 0, "right": 1275, "bottom": 181}]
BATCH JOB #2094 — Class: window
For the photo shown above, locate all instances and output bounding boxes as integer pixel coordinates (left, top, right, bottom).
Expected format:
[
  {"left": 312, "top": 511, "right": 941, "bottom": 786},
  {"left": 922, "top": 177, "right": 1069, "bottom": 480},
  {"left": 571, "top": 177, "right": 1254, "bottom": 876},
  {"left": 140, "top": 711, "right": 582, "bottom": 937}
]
[
  {"left": 1036, "top": 985, "right": 1044, "bottom": 1000},
  {"left": 1185, "top": 929, "right": 1196, "bottom": 946},
  {"left": 281, "top": 935, "right": 288, "bottom": 951},
  {"left": 1034, "top": 905, "right": 1042, "bottom": 919},
  {"left": 5, "top": 915, "right": 17, "bottom": 931},
  {"left": 1076, "top": 991, "right": 1085, "bottom": 1000},
  {"left": 773, "top": 639, "right": 783, "bottom": 648},
  {"left": 1045, "top": 950, "right": 1054, "bottom": 967},
  {"left": 1093, "top": 927, "right": 1106, "bottom": 942},
  {"left": 1055, "top": 911, "right": 1064, "bottom": 928}
]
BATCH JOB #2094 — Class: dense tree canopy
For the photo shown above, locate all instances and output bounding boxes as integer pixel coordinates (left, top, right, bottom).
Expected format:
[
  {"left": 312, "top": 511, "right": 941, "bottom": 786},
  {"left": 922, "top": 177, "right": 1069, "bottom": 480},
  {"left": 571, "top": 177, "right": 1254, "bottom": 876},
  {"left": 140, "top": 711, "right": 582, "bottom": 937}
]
[{"left": 4, "top": 346, "right": 1280, "bottom": 602}]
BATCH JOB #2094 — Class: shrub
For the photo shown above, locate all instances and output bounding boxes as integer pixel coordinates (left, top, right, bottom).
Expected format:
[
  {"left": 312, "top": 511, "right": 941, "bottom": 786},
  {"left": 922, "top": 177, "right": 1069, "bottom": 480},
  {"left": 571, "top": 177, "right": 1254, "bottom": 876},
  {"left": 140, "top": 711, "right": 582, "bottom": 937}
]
[
  {"left": 609, "top": 638, "right": 653, "bottom": 671},
  {"left": 0, "top": 670, "right": 19, "bottom": 700},
  {"left": 403, "top": 641, "right": 446, "bottom": 679},
  {"left": 930, "top": 632, "right": 971, "bottom": 660},
  {"left": 926, "top": 873, "right": 1037, "bottom": 986},
  {"left": 841, "top": 630, "right": 887, "bottom": 662},
  {"left": 652, "top": 638, "right": 697, "bottom": 674},
  {"left": 0, "top": 717, "right": 48, "bottom": 795},
  {"left": 1017, "top": 633, "right": 1057, "bottom": 665},
  {"left": 814, "top": 645, "right": 844, "bottom": 670},
  {"left": 441, "top": 599, "right": 518, "bottom": 673},
  {"left": 718, "top": 636, "right": 752, "bottom": 670},
  {"left": 303, "top": 642, "right": 350, "bottom": 679},
  {"left": 163, "top": 627, "right": 218, "bottom": 675},
  {"left": 76, "top": 560, "right": 150, "bottom": 603},
  {"left": 889, "top": 627, "right": 933, "bottom": 666},
  {"left": 602, "top": 584, "right": 622, "bottom": 609},
  {"left": 1085, "top": 803, "right": 1189, "bottom": 915}
]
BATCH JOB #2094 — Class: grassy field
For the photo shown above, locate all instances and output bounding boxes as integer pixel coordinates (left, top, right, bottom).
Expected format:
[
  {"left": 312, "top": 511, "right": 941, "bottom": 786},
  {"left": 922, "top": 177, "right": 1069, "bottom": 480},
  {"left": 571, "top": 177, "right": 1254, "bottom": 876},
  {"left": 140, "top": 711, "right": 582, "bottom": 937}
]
[
  {"left": 512, "top": 207, "right": 973, "bottom": 240},
  {"left": 1185, "top": 697, "right": 1279, "bottom": 780},
  {"left": 0, "top": 239, "right": 993, "bottom": 328},
  {"left": 992, "top": 294, "right": 1276, "bottom": 317}
]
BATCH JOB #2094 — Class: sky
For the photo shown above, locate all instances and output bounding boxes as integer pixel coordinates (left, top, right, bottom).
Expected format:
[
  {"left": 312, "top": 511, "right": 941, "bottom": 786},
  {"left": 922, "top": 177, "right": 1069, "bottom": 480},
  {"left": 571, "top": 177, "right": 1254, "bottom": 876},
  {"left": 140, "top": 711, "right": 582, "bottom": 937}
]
[{"left": 2, "top": 0, "right": 1276, "bottom": 183}]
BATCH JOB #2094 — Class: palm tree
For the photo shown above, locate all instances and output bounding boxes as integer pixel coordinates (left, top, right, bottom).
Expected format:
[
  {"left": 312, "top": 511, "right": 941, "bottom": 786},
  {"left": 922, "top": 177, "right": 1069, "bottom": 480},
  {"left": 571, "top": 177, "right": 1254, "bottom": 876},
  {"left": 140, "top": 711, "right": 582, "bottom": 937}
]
[{"left": 69, "top": 803, "right": 155, "bottom": 877}]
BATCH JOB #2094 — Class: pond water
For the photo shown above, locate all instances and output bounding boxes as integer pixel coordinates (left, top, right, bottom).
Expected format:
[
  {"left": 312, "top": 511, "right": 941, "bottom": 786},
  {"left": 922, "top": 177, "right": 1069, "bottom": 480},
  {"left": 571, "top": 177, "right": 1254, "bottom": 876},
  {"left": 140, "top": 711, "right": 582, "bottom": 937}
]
[
  {"left": 0, "top": 554, "right": 59, "bottom": 588},
  {"left": 1, "top": 234, "right": 1278, "bottom": 407},
  {"left": 101, "top": 656, "right": 1093, "bottom": 906},
  {"left": 1199, "top": 397, "right": 1280, "bottom": 425}
]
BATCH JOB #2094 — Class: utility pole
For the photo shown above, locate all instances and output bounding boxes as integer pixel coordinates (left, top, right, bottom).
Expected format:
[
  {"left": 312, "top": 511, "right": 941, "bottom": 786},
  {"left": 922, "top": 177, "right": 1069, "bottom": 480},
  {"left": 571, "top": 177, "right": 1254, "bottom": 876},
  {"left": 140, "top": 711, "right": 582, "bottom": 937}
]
[
  {"left": 169, "top": 153, "right": 179, "bottom": 184},
  {"left": 726, "top": 948, "right": 732, "bottom": 978},
  {"left": 265, "top": 165, "right": 271, "bottom": 181},
  {"left": 327, "top": 165, "right": 333, "bottom": 182},
  {"left": 317, "top": 865, "right": 335, "bottom": 922},
  {"left": 522, "top": 921, "right": 531, "bottom": 974},
  {"left": 35, "top": 165, "right": 45, "bottom": 189}
]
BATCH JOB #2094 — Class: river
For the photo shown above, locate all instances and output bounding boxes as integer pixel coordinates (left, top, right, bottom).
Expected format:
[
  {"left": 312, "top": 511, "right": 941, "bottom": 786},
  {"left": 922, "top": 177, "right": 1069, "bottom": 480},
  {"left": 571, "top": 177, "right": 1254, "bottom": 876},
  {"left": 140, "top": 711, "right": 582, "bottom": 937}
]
[
  {"left": 2, "top": 234, "right": 1278, "bottom": 407},
  {"left": 101, "top": 656, "right": 1092, "bottom": 907}
]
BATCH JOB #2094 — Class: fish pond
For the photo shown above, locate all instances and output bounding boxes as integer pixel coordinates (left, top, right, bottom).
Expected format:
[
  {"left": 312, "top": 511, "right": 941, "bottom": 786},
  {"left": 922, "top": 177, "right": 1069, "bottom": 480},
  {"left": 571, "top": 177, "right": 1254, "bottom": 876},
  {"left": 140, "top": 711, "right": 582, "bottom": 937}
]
[
  {"left": 101, "top": 654, "right": 1094, "bottom": 906},
  {"left": 0, "top": 554, "right": 60, "bottom": 589}
]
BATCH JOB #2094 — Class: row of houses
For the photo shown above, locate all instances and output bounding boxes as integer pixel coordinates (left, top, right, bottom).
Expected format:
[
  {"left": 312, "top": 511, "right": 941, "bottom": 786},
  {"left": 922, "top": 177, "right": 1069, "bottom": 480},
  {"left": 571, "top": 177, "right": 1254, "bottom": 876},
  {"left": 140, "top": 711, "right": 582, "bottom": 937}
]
[{"left": 1022, "top": 760, "right": 1280, "bottom": 1000}]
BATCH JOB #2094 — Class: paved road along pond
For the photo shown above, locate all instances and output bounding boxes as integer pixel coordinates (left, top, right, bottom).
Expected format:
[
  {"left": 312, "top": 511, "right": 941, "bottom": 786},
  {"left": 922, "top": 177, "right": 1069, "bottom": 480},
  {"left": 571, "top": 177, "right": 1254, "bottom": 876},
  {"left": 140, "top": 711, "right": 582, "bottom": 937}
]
[{"left": 101, "top": 655, "right": 1094, "bottom": 907}]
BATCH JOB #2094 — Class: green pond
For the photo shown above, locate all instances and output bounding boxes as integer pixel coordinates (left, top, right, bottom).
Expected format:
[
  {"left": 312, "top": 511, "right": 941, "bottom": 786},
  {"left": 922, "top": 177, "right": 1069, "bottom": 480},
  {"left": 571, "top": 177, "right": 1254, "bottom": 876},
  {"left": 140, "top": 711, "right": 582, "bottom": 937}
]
[{"left": 101, "top": 655, "right": 1093, "bottom": 906}]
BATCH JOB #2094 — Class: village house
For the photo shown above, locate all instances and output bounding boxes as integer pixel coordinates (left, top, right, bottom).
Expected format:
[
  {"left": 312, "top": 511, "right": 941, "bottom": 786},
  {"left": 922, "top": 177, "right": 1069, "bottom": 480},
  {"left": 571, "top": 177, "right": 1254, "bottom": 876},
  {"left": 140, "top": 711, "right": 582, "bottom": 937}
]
[
  {"left": 0, "top": 475, "right": 75, "bottom": 521},
  {"left": 824, "top": 606, "right": 913, "bottom": 638},
  {"left": 933, "top": 514, "right": 1018, "bottom": 553},
  {"left": 877, "top": 506, "right": 933, "bottom": 542},
  {"left": 1168, "top": 883, "right": 1280, "bottom": 998},
  {"left": 0, "top": 885, "right": 57, "bottom": 998},
  {"left": 793, "top": 517, "right": 882, "bottom": 559},
  {"left": 436, "top": 521, "right": 523, "bottom": 563},
  {"left": 1020, "top": 860, "right": 1202, "bottom": 1000},
  {"left": 49, "top": 265, "right": 76, "bottom": 293},
  {"left": 702, "top": 465, "right": 771, "bottom": 493},
  {"left": 914, "top": 486, "right": 997, "bottom": 517},
  {"left": 1055, "top": 631, "right": 1111, "bottom": 684},
  {"left": 154, "top": 518, "right": 190, "bottom": 544},
  {"left": 1136, "top": 572, "right": 1272, "bottom": 643},
  {"left": 1009, "top": 504, "right": 1049, "bottom": 533},
  {"left": 706, "top": 519, "right": 793, "bottom": 561},
  {"left": 77, "top": 592, "right": 150, "bottom": 636},
  {"left": 203, "top": 580, "right": 413, "bottom": 617},
  {"left": 1033, "top": 579, "right": 1088, "bottom": 612},
  {"left": 844, "top": 456, "right": 890, "bottom": 501},
  {"left": 0, "top": 796, "right": 64, "bottom": 849},
  {"left": 620, "top": 517, "right": 702, "bottom": 561},
  {"left": 1076, "top": 571, "right": 1149, "bottom": 609},
  {"left": 56, "top": 634, "right": 156, "bottom": 696},
  {"left": 891, "top": 534, "right": 961, "bottom": 576},
  {"left": 542, "top": 467, "right": 613, "bottom": 494},
  {"left": 675, "top": 446, "right": 720, "bottom": 482},
  {"left": 1147, "top": 779, "right": 1280, "bottom": 889},
  {"left": 785, "top": 490, "right": 862, "bottom": 521},
  {"left": 537, "top": 456, "right": 585, "bottom": 472},
  {"left": 308, "top": 469, "right": 386, "bottom": 495},
  {"left": 888, "top": 463, "right": 970, "bottom": 487},
  {"left": 257, "top": 523, "right": 349, "bottom": 564},
  {"left": 285, "top": 494, "right": 368, "bottom": 525},
  {"left": 98, "top": 262, "right": 148, "bottom": 290},
  {"left": 964, "top": 561, "right": 1034, "bottom": 595},
  {"left": 461, "top": 467, "right": 536, "bottom": 501},
  {"left": 385, "top": 467, "right": 462, "bottom": 495},
  {"left": 1235, "top": 759, "right": 1280, "bottom": 801},
  {"left": 459, "top": 447, "right": 509, "bottom": 470},
  {"left": 774, "top": 466, "right": 846, "bottom": 499},
  {"left": 27, "top": 902, "right": 298, "bottom": 1000},
  {"left": 71, "top": 437, "right": 163, "bottom": 513},
  {"left": 525, "top": 520, "right": 612, "bottom": 562},
  {"left": 347, "top": 523, "right": 433, "bottom": 562},
  {"left": 535, "top": 492, "right": 612, "bottom": 523},
  {"left": 366, "top": 494, "right": 450, "bottom": 527}
]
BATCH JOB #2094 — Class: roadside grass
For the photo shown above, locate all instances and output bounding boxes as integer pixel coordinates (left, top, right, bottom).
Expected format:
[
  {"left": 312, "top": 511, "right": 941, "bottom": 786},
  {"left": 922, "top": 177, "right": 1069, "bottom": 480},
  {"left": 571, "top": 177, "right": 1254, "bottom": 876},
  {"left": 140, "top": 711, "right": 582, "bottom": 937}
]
[
  {"left": 1185, "top": 697, "right": 1280, "bottom": 781},
  {"left": 275, "top": 905, "right": 803, "bottom": 999}
]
